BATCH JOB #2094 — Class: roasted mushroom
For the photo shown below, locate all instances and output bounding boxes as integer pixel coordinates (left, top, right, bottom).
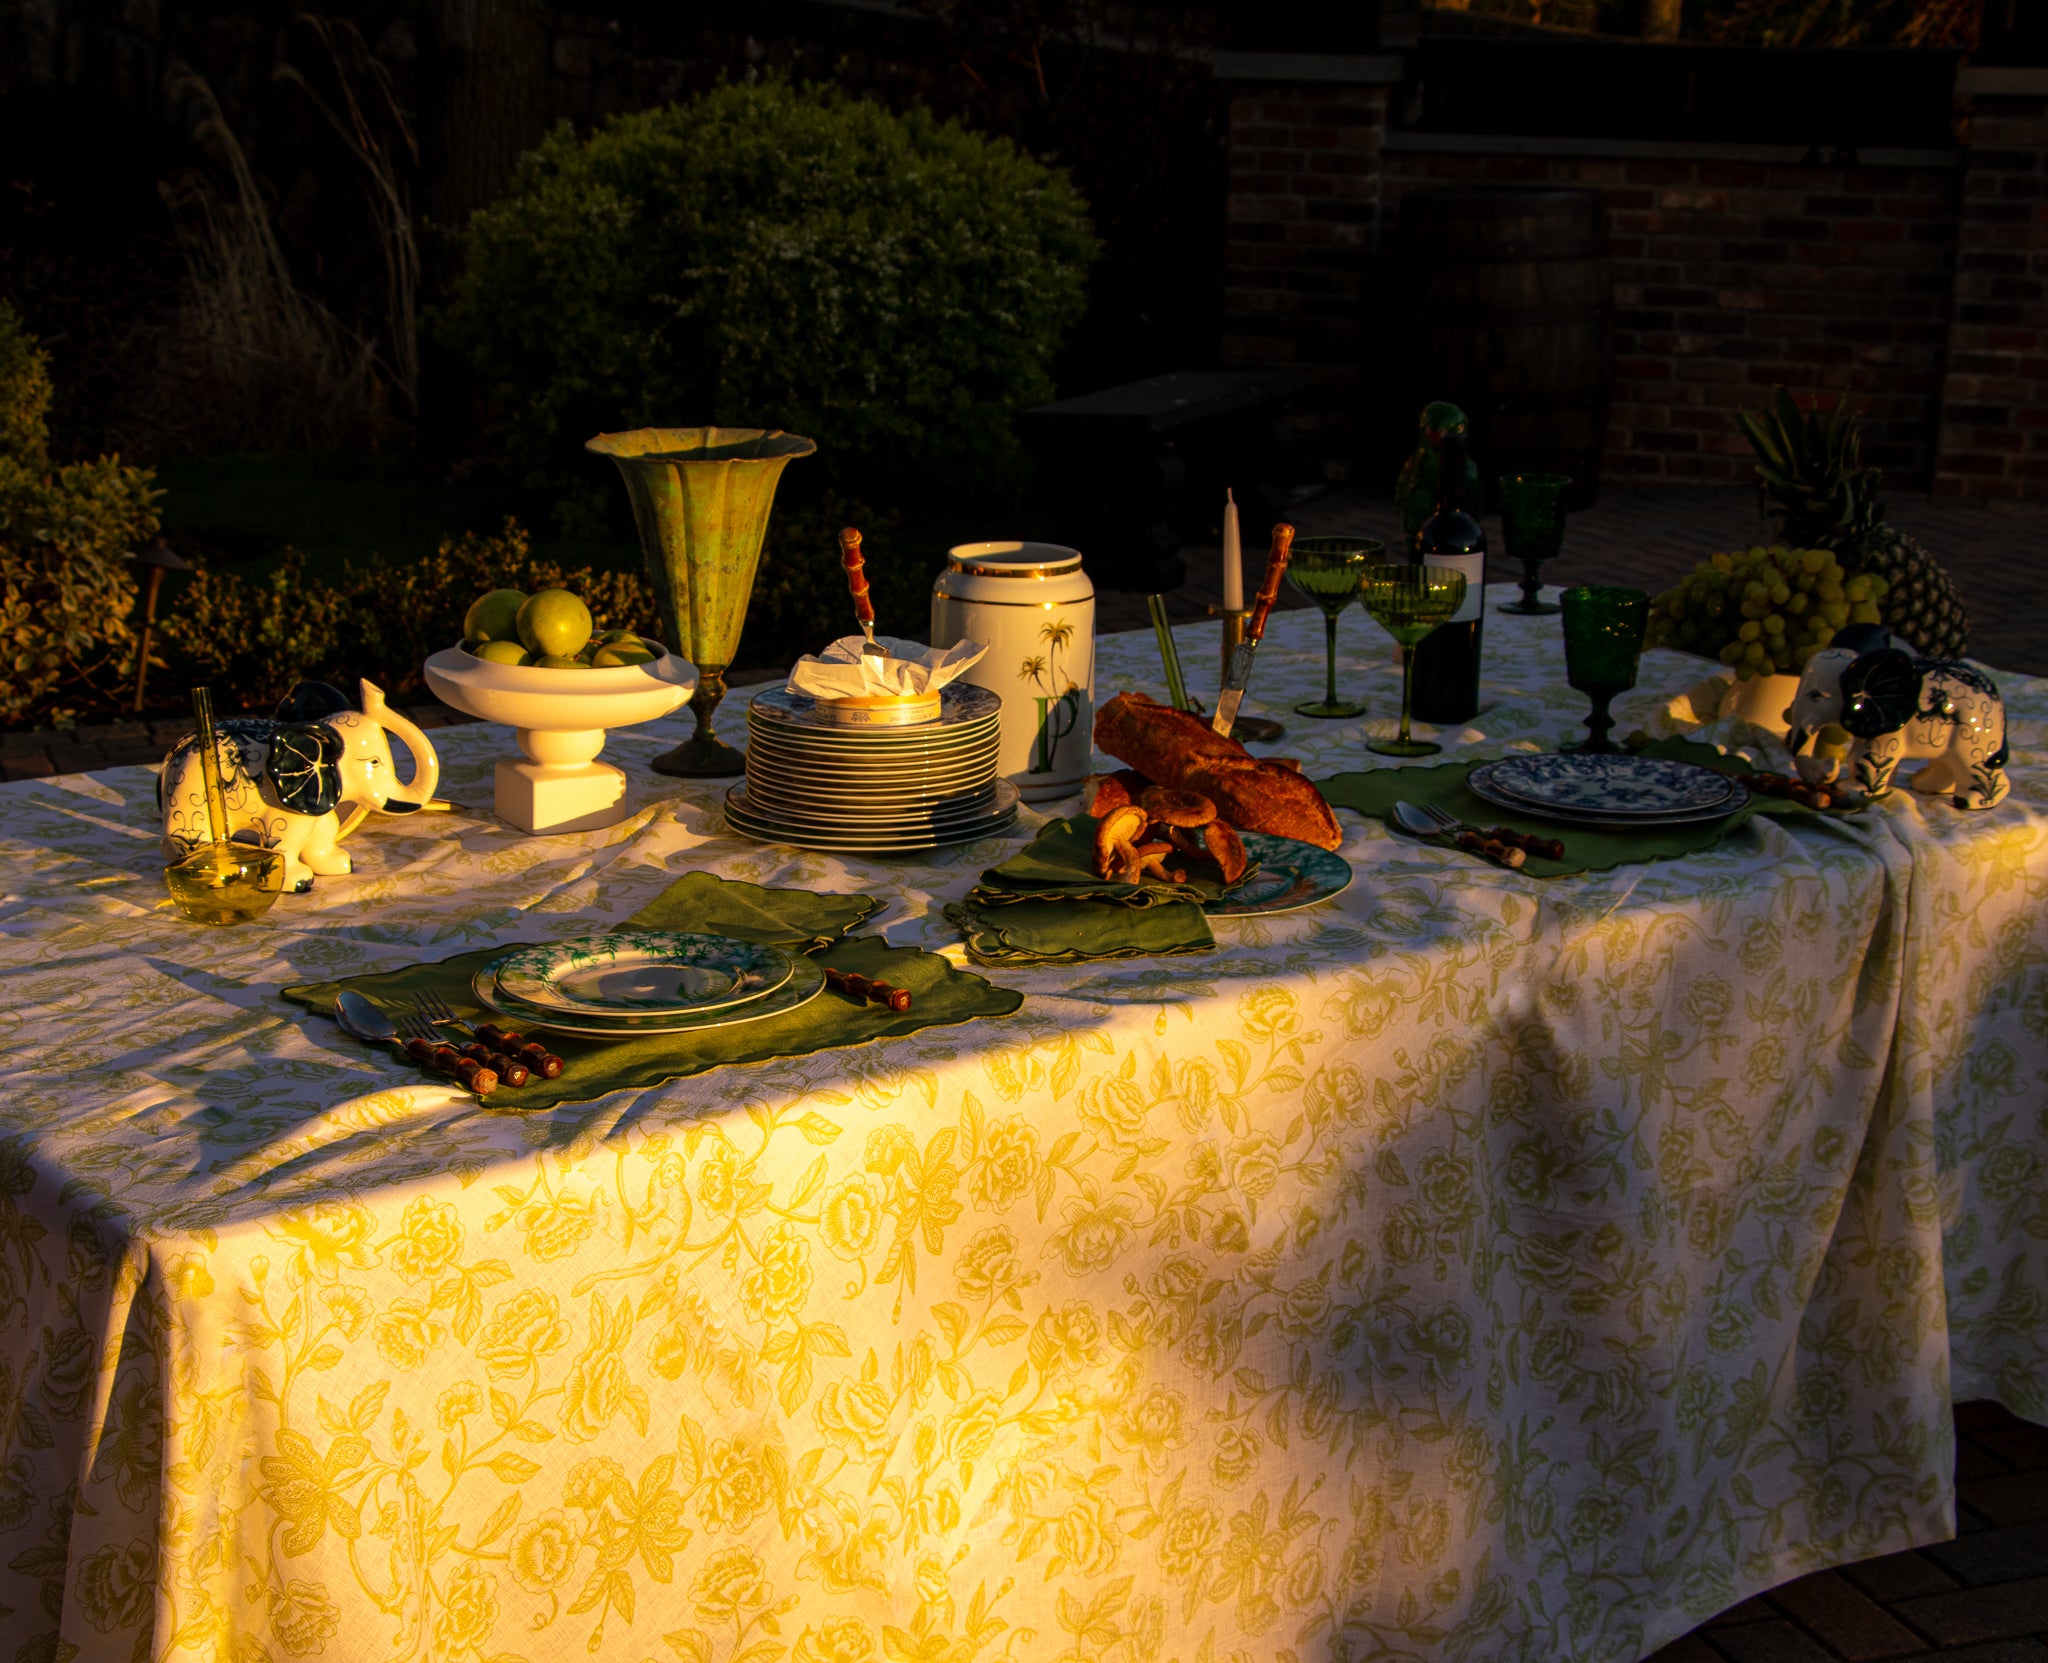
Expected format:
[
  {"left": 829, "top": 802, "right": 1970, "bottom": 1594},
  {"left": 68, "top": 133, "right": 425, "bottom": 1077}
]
[
  {"left": 1132, "top": 840, "right": 1186, "bottom": 884},
  {"left": 1093, "top": 803, "right": 1152, "bottom": 883},
  {"left": 1202, "top": 818, "right": 1249, "bottom": 884},
  {"left": 1140, "top": 786, "right": 1217, "bottom": 827}
]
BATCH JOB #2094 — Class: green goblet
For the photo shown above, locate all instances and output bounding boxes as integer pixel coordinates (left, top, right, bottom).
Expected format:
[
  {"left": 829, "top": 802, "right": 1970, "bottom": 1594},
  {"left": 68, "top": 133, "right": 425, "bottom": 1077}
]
[
  {"left": 586, "top": 426, "right": 816, "bottom": 777},
  {"left": 1286, "top": 536, "right": 1383, "bottom": 718},
  {"left": 1497, "top": 473, "right": 1573, "bottom": 615},
  {"left": 1560, "top": 585, "right": 1649, "bottom": 754},
  {"left": 1360, "top": 564, "right": 1469, "bottom": 758}
]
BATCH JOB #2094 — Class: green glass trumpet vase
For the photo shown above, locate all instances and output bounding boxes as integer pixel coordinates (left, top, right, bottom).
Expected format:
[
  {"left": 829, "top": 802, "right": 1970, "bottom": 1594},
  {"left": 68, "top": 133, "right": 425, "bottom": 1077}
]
[{"left": 586, "top": 426, "right": 817, "bottom": 777}]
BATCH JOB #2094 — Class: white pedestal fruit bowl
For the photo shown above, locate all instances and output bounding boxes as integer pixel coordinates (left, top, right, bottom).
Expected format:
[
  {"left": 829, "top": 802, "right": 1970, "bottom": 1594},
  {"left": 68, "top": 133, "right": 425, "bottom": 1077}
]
[{"left": 423, "top": 645, "right": 696, "bottom": 834}]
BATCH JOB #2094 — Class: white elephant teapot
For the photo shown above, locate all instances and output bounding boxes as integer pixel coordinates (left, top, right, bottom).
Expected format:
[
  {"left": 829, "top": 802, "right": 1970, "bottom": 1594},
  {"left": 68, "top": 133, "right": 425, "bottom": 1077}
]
[{"left": 158, "top": 679, "right": 442, "bottom": 891}]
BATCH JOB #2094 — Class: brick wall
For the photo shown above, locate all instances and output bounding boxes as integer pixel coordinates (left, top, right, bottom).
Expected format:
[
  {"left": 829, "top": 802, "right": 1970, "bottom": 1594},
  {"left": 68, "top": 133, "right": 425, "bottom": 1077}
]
[
  {"left": 1934, "top": 93, "right": 2048, "bottom": 499},
  {"left": 1376, "top": 149, "right": 1961, "bottom": 486},
  {"left": 1221, "top": 86, "right": 1389, "bottom": 464}
]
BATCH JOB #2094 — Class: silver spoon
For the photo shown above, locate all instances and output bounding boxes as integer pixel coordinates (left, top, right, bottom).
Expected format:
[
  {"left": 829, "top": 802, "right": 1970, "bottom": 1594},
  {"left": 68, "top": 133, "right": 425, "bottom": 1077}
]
[
  {"left": 335, "top": 989, "right": 399, "bottom": 1046},
  {"left": 1391, "top": 800, "right": 1461, "bottom": 839}
]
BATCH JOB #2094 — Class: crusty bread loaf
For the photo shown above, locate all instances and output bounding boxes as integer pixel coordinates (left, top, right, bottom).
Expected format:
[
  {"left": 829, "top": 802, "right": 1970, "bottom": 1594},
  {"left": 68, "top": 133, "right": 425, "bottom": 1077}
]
[{"left": 1093, "top": 693, "right": 1343, "bottom": 850}]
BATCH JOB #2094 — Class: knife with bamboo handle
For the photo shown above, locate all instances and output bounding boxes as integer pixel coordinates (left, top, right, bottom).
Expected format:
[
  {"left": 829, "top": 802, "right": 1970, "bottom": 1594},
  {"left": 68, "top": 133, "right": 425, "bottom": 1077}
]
[{"left": 1211, "top": 521, "right": 1295, "bottom": 738}]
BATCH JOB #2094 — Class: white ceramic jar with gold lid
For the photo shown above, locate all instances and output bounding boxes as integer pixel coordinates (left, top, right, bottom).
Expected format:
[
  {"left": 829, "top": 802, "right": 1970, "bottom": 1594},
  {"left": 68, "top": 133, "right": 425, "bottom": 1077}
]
[{"left": 930, "top": 542, "right": 1094, "bottom": 802}]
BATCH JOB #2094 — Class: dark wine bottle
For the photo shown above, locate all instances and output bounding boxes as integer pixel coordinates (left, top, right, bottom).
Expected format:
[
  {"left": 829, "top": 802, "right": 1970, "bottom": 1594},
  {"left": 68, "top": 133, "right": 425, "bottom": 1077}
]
[{"left": 1408, "top": 432, "right": 1486, "bottom": 725}]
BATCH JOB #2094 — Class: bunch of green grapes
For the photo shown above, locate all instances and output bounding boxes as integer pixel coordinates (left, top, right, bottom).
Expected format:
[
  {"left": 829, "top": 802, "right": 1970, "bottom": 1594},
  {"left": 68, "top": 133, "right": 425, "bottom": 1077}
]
[{"left": 1646, "top": 545, "right": 1887, "bottom": 678}]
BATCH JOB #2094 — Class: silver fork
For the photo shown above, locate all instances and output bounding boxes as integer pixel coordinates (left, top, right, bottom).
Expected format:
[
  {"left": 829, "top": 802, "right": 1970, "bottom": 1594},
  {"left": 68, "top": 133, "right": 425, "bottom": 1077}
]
[
  {"left": 1392, "top": 800, "right": 1528, "bottom": 869},
  {"left": 1391, "top": 800, "right": 1474, "bottom": 840},
  {"left": 412, "top": 988, "right": 475, "bottom": 1036},
  {"left": 396, "top": 1011, "right": 441, "bottom": 1048}
]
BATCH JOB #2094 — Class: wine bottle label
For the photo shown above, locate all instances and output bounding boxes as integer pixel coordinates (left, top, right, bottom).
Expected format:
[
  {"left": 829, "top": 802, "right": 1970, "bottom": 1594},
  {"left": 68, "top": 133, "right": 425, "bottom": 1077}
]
[{"left": 1430, "top": 552, "right": 1486, "bottom": 623}]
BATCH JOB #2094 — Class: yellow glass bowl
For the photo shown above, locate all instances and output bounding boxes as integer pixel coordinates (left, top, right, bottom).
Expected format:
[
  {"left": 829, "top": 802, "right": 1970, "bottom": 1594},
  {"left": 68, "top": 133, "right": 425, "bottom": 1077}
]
[{"left": 164, "top": 842, "right": 287, "bottom": 926}]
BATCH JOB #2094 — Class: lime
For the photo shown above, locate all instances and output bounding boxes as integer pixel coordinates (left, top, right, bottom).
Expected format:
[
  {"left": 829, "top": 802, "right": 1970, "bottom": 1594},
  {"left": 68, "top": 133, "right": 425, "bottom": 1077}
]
[
  {"left": 600, "top": 628, "right": 642, "bottom": 644},
  {"left": 532, "top": 653, "right": 587, "bottom": 669},
  {"left": 517, "top": 589, "right": 594, "bottom": 657},
  {"left": 465, "top": 588, "right": 528, "bottom": 644},
  {"left": 593, "top": 643, "right": 657, "bottom": 667},
  {"left": 472, "top": 639, "right": 532, "bottom": 666}
]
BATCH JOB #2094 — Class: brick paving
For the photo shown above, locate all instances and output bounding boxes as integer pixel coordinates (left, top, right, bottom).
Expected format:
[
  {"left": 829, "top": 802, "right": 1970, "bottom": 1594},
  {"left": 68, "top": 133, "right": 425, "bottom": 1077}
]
[{"left": 1643, "top": 1401, "right": 2048, "bottom": 1663}]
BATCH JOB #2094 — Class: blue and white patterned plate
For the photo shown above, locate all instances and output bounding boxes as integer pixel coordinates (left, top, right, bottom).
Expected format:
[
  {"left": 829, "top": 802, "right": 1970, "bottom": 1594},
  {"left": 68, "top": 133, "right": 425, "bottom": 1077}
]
[
  {"left": 491, "top": 930, "right": 794, "bottom": 1021},
  {"left": 1203, "top": 833, "right": 1353, "bottom": 917},
  {"left": 1468, "top": 760, "right": 1749, "bottom": 828},
  {"left": 1478, "top": 753, "right": 1742, "bottom": 816}
]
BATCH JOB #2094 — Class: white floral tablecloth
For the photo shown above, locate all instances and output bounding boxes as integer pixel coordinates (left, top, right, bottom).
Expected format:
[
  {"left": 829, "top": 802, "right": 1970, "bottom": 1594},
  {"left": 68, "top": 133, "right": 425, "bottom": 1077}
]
[{"left": 2, "top": 594, "right": 2044, "bottom": 1663}]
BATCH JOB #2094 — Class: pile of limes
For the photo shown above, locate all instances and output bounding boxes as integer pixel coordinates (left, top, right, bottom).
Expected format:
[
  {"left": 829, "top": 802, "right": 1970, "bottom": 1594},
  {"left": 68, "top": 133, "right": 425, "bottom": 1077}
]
[
  {"left": 1647, "top": 546, "right": 1887, "bottom": 678},
  {"left": 461, "top": 589, "right": 660, "bottom": 669}
]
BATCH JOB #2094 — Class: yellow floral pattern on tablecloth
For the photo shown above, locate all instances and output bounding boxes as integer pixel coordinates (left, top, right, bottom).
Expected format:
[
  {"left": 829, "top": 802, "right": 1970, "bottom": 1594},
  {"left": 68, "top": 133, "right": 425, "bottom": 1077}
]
[{"left": 0, "top": 597, "right": 2042, "bottom": 1663}]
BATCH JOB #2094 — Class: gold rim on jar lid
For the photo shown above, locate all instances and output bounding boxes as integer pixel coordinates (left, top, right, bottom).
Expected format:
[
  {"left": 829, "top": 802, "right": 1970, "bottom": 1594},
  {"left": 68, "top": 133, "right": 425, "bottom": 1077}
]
[{"left": 946, "top": 540, "right": 1084, "bottom": 579}]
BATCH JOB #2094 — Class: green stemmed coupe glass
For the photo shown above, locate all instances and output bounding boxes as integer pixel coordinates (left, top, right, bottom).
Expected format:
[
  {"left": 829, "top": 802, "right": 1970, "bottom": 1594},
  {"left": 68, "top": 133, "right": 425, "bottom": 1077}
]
[
  {"left": 1497, "top": 473, "right": 1573, "bottom": 615},
  {"left": 1360, "top": 564, "right": 1469, "bottom": 757},
  {"left": 1560, "top": 584, "right": 1649, "bottom": 754},
  {"left": 1286, "top": 535, "right": 1383, "bottom": 718}
]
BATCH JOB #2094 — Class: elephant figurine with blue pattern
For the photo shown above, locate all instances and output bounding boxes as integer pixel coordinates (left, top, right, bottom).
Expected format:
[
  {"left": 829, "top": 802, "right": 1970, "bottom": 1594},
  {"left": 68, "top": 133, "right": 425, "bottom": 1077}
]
[
  {"left": 1782, "top": 626, "right": 2008, "bottom": 810},
  {"left": 158, "top": 679, "right": 441, "bottom": 891}
]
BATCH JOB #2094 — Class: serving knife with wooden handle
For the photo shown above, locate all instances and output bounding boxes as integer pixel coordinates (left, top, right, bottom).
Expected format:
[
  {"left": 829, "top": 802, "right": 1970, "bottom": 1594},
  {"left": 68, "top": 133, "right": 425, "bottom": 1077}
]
[{"left": 1211, "top": 522, "right": 1295, "bottom": 738}]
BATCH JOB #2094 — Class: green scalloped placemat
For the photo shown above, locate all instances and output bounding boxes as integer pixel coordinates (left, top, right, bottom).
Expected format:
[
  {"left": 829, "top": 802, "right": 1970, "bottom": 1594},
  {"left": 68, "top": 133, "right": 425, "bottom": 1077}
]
[
  {"left": 283, "top": 936, "right": 1020, "bottom": 1112},
  {"left": 1317, "top": 738, "right": 1861, "bottom": 878},
  {"left": 281, "top": 871, "right": 1015, "bottom": 1109}
]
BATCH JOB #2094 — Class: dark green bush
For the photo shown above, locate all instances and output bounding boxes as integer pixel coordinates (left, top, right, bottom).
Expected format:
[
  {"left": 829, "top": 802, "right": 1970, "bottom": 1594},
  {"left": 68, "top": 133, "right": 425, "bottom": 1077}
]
[
  {"left": 165, "top": 520, "right": 657, "bottom": 710},
  {"left": 441, "top": 81, "right": 1097, "bottom": 531},
  {"left": 0, "top": 304, "right": 160, "bottom": 725}
]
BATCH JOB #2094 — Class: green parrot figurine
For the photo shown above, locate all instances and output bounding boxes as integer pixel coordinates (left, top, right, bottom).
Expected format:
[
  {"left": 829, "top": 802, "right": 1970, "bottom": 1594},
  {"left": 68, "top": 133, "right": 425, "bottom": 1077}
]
[{"left": 1397, "top": 401, "right": 1481, "bottom": 543}]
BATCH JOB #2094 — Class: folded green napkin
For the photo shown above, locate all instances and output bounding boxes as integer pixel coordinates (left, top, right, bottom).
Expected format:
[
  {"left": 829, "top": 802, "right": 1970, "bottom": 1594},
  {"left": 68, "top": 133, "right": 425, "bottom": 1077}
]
[
  {"left": 947, "top": 817, "right": 1234, "bottom": 964},
  {"left": 281, "top": 874, "right": 1017, "bottom": 1111},
  {"left": 625, "top": 869, "right": 881, "bottom": 950},
  {"left": 945, "top": 898, "right": 1214, "bottom": 966},
  {"left": 1317, "top": 738, "right": 1853, "bottom": 879},
  {"left": 972, "top": 815, "right": 1254, "bottom": 906}
]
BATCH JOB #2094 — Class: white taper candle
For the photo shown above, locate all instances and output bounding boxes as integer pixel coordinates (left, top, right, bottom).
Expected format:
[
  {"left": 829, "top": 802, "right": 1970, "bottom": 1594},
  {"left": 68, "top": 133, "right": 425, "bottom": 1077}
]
[{"left": 1221, "top": 488, "right": 1243, "bottom": 612}]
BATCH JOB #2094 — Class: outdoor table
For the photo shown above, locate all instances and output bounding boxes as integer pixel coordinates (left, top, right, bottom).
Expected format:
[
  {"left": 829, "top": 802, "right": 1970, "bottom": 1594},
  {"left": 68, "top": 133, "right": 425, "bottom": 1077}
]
[{"left": 2, "top": 596, "right": 2043, "bottom": 1663}]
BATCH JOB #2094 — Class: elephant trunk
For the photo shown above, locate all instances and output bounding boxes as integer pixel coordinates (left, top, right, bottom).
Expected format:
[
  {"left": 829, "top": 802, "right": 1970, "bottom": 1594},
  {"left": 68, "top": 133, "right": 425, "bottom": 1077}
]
[{"left": 359, "top": 679, "right": 441, "bottom": 809}]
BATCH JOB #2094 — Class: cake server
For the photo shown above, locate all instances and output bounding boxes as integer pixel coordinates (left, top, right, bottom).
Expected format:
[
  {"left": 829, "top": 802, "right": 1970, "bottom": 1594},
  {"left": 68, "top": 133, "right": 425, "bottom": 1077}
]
[{"left": 838, "top": 526, "right": 887, "bottom": 659}]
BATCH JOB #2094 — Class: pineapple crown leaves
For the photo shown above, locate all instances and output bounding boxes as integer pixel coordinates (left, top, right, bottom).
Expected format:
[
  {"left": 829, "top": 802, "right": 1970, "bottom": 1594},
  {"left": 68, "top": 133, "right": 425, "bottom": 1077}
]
[{"left": 1736, "top": 387, "right": 1887, "bottom": 543}]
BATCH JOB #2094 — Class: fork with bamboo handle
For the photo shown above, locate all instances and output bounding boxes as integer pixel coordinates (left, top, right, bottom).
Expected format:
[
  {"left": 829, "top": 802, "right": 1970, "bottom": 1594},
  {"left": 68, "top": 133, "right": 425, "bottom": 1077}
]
[{"left": 838, "top": 527, "right": 886, "bottom": 659}]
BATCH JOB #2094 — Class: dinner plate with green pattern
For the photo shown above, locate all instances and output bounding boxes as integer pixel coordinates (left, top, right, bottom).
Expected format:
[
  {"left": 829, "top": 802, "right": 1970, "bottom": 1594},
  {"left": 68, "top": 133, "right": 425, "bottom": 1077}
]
[
  {"left": 475, "top": 952, "right": 826, "bottom": 1038},
  {"left": 1203, "top": 833, "right": 1353, "bottom": 916},
  {"left": 490, "top": 930, "right": 794, "bottom": 1021}
]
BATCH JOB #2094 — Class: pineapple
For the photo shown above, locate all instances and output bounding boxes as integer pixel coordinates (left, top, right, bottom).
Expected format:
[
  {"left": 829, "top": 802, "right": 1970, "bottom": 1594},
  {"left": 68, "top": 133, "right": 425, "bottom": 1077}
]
[{"left": 1736, "top": 389, "right": 1971, "bottom": 661}]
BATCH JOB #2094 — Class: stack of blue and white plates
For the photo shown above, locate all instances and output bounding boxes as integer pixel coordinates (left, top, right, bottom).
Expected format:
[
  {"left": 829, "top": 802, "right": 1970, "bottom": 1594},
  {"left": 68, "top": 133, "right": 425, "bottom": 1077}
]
[
  {"left": 728, "top": 683, "right": 1019, "bottom": 852},
  {"left": 1467, "top": 753, "right": 1749, "bottom": 829}
]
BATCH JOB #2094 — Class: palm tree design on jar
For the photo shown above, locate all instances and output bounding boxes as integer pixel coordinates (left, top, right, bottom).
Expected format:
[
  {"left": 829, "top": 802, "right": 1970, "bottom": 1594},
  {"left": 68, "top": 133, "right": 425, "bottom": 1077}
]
[{"left": 1019, "top": 617, "right": 1083, "bottom": 775}]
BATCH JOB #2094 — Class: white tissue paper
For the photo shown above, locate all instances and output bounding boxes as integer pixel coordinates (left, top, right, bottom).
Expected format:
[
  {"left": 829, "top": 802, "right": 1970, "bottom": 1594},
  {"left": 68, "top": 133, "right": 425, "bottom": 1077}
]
[{"left": 787, "top": 635, "right": 987, "bottom": 700}]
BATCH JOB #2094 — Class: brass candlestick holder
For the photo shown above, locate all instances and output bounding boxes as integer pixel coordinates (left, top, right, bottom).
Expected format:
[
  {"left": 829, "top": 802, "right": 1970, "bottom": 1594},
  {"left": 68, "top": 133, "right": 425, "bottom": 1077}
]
[{"left": 1209, "top": 606, "right": 1284, "bottom": 742}]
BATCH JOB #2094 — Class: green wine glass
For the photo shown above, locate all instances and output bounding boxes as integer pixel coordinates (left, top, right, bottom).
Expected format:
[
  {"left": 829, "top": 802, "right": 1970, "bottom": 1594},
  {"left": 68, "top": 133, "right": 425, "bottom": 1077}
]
[
  {"left": 1560, "top": 584, "right": 1649, "bottom": 754},
  {"left": 1497, "top": 473, "right": 1573, "bottom": 615},
  {"left": 1360, "top": 564, "right": 1469, "bottom": 757},
  {"left": 1286, "top": 535, "right": 1383, "bottom": 718}
]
